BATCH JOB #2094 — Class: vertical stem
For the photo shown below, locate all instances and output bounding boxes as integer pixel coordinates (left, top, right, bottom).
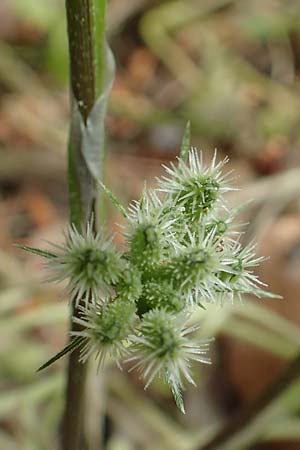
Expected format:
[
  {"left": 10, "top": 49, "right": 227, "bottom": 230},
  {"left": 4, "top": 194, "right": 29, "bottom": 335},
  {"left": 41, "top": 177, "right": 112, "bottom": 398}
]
[
  {"left": 66, "top": 0, "right": 96, "bottom": 123},
  {"left": 62, "top": 1, "right": 107, "bottom": 450}
]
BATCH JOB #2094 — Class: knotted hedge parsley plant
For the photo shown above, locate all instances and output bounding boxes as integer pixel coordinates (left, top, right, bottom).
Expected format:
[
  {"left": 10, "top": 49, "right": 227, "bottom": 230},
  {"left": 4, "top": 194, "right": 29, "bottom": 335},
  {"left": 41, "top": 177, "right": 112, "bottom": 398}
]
[{"left": 20, "top": 130, "right": 270, "bottom": 413}]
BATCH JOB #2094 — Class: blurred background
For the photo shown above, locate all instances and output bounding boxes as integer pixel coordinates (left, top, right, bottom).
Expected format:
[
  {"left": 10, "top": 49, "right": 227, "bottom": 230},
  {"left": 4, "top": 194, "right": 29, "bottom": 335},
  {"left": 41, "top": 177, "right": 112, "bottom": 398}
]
[{"left": 1, "top": 0, "right": 300, "bottom": 449}]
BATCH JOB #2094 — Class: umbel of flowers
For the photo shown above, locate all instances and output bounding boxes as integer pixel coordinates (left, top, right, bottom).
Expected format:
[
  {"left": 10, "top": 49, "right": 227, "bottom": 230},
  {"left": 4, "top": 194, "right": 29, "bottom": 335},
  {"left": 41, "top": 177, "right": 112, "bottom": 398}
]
[{"left": 20, "top": 128, "right": 270, "bottom": 413}]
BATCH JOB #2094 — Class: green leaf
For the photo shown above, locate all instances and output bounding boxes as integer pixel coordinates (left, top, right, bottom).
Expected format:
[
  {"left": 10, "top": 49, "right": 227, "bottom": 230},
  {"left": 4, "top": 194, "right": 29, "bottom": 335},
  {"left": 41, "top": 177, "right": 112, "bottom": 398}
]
[
  {"left": 99, "top": 180, "right": 127, "bottom": 218},
  {"left": 14, "top": 245, "right": 57, "bottom": 259},
  {"left": 180, "top": 120, "right": 191, "bottom": 161},
  {"left": 81, "top": 45, "right": 115, "bottom": 181},
  {"left": 37, "top": 336, "right": 85, "bottom": 372}
]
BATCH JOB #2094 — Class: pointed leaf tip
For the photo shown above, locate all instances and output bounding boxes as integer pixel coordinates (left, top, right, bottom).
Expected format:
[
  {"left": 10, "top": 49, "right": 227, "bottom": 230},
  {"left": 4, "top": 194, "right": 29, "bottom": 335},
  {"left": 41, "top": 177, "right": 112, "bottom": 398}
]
[
  {"left": 14, "top": 244, "right": 57, "bottom": 259},
  {"left": 37, "top": 337, "right": 85, "bottom": 372},
  {"left": 98, "top": 181, "right": 127, "bottom": 218},
  {"left": 170, "top": 382, "right": 186, "bottom": 414},
  {"left": 180, "top": 121, "right": 191, "bottom": 161}
]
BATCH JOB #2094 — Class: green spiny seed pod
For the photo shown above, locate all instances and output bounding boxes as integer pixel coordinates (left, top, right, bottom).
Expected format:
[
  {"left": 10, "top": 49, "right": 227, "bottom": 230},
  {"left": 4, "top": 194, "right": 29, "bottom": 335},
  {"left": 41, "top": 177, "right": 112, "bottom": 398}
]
[
  {"left": 136, "top": 280, "right": 184, "bottom": 315},
  {"left": 125, "top": 190, "right": 176, "bottom": 271},
  {"left": 177, "top": 175, "right": 220, "bottom": 221},
  {"left": 129, "top": 222, "right": 161, "bottom": 269},
  {"left": 73, "top": 298, "right": 136, "bottom": 368},
  {"left": 217, "top": 242, "right": 268, "bottom": 302},
  {"left": 158, "top": 149, "right": 234, "bottom": 222},
  {"left": 163, "top": 247, "right": 217, "bottom": 305},
  {"left": 48, "top": 223, "right": 124, "bottom": 305},
  {"left": 160, "top": 227, "right": 241, "bottom": 305},
  {"left": 115, "top": 267, "right": 143, "bottom": 303},
  {"left": 128, "top": 309, "right": 211, "bottom": 412}
]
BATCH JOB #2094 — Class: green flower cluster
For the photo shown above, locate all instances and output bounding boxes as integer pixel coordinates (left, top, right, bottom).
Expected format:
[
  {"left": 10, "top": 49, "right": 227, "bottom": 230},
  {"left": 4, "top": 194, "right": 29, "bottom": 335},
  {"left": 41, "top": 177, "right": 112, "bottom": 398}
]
[{"left": 21, "top": 129, "right": 270, "bottom": 412}]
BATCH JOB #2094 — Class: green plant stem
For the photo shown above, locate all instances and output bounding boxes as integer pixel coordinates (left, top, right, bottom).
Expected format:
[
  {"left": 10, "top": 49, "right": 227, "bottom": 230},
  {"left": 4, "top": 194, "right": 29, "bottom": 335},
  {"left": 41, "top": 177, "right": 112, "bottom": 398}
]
[
  {"left": 63, "top": 1, "right": 106, "bottom": 450},
  {"left": 199, "top": 351, "right": 300, "bottom": 450},
  {"left": 67, "top": 1, "right": 95, "bottom": 120}
]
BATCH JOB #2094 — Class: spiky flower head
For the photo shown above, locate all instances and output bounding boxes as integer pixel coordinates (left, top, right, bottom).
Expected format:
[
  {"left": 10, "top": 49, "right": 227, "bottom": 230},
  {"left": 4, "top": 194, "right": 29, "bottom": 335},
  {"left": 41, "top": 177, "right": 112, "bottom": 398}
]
[
  {"left": 128, "top": 309, "right": 211, "bottom": 413},
  {"left": 136, "top": 280, "right": 185, "bottom": 315},
  {"left": 217, "top": 241, "right": 268, "bottom": 303},
  {"left": 161, "top": 229, "right": 236, "bottom": 306},
  {"left": 25, "top": 138, "right": 274, "bottom": 413},
  {"left": 47, "top": 223, "right": 124, "bottom": 305},
  {"left": 72, "top": 298, "right": 136, "bottom": 369},
  {"left": 126, "top": 190, "right": 175, "bottom": 270},
  {"left": 158, "top": 149, "right": 234, "bottom": 222}
]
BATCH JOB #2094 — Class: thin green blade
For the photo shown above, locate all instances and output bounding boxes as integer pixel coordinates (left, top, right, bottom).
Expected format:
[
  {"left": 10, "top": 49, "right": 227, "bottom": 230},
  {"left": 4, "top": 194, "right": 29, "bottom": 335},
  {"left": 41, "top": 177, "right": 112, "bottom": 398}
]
[
  {"left": 15, "top": 244, "right": 57, "bottom": 259},
  {"left": 37, "top": 336, "right": 85, "bottom": 372},
  {"left": 180, "top": 120, "right": 191, "bottom": 161},
  {"left": 99, "top": 180, "right": 127, "bottom": 217}
]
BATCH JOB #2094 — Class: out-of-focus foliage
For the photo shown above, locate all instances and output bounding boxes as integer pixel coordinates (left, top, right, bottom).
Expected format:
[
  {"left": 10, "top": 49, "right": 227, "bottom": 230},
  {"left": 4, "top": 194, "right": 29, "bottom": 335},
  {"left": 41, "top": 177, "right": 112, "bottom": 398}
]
[
  {"left": 12, "top": 0, "right": 69, "bottom": 83},
  {"left": 7, "top": 0, "right": 300, "bottom": 158},
  {"left": 139, "top": 0, "right": 300, "bottom": 156}
]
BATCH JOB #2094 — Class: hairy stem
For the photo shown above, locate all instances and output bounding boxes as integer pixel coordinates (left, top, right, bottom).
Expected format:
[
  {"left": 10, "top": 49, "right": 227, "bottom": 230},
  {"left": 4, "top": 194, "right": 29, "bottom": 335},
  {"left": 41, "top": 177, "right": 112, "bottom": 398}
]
[
  {"left": 199, "top": 352, "right": 300, "bottom": 450},
  {"left": 62, "top": 1, "right": 107, "bottom": 449}
]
